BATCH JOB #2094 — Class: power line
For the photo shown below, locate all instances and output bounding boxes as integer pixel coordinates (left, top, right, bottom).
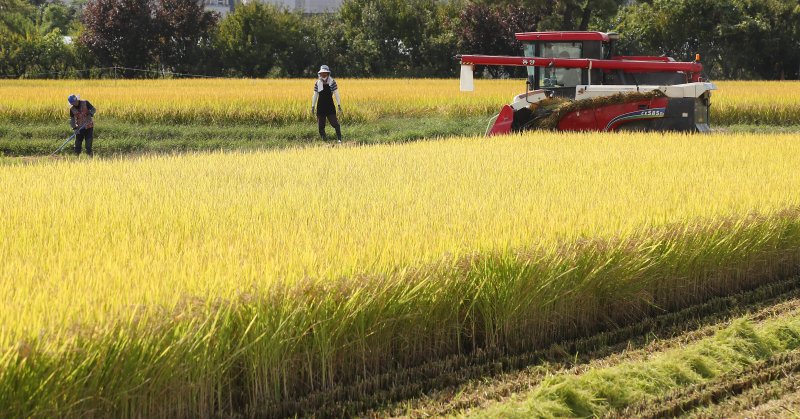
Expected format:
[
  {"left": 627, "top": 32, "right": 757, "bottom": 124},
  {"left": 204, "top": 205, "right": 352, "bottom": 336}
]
[
  {"left": 113, "top": 67, "right": 218, "bottom": 79},
  {"left": 0, "top": 67, "right": 117, "bottom": 79},
  {"left": 0, "top": 66, "right": 220, "bottom": 79}
]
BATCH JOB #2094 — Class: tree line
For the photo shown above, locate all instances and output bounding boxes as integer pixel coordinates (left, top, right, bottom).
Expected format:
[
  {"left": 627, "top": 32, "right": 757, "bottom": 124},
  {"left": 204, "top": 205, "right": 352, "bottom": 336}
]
[{"left": 1, "top": 0, "right": 798, "bottom": 79}]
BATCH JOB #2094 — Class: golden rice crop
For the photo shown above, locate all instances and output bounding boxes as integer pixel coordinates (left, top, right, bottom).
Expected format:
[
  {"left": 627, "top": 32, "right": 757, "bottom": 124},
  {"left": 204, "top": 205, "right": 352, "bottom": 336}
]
[
  {"left": 2, "top": 132, "right": 800, "bottom": 416},
  {"left": 1, "top": 79, "right": 798, "bottom": 125},
  {"left": 0, "top": 79, "right": 517, "bottom": 124},
  {"left": 711, "top": 81, "right": 800, "bottom": 125}
]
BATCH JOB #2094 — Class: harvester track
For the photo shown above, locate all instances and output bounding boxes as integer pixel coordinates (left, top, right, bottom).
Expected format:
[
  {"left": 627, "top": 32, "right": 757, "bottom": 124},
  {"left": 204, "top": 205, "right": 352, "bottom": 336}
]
[
  {"left": 613, "top": 350, "right": 800, "bottom": 418},
  {"left": 268, "top": 276, "right": 800, "bottom": 417},
  {"left": 689, "top": 366, "right": 800, "bottom": 418}
]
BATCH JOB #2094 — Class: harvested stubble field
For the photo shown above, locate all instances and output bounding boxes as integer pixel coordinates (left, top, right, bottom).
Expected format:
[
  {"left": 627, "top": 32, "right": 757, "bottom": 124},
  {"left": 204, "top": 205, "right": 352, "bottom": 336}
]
[{"left": 2, "top": 131, "right": 800, "bottom": 416}]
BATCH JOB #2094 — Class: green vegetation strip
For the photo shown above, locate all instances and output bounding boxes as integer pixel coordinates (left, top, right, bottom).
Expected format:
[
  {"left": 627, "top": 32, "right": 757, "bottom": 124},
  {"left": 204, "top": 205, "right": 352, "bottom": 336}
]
[
  {"left": 0, "top": 117, "right": 486, "bottom": 156},
  {"left": 2, "top": 120, "right": 799, "bottom": 159},
  {"left": 474, "top": 314, "right": 800, "bottom": 418}
]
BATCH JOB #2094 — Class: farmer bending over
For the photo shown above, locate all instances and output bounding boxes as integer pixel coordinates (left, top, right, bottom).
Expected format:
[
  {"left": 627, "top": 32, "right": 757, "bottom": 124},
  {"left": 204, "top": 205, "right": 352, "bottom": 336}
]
[
  {"left": 68, "top": 94, "right": 96, "bottom": 156},
  {"left": 311, "top": 65, "right": 343, "bottom": 143}
]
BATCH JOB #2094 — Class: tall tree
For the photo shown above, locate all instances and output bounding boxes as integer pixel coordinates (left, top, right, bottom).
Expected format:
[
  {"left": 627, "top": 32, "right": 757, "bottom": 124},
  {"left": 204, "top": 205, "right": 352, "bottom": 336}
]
[
  {"left": 455, "top": 2, "right": 539, "bottom": 76},
  {"left": 614, "top": 0, "right": 799, "bottom": 79},
  {"left": 0, "top": 0, "right": 34, "bottom": 37},
  {"left": 468, "top": 0, "right": 626, "bottom": 31},
  {"left": 80, "top": 0, "right": 160, "bottom": 73},
  {"left": 0, "top": 0, "right": 34, "bottom": 76},
  {"left": 214, "top": 2, "right": 312, "bottom": 77},
  {"left": 335, "top": 0, "right": 460, "bottom": 76},
  {"left": 154, "top": 0, "right": 218, "bottom": 73},
  {"left": 38, "top": 3, "right": 77, "bottom": 35}
]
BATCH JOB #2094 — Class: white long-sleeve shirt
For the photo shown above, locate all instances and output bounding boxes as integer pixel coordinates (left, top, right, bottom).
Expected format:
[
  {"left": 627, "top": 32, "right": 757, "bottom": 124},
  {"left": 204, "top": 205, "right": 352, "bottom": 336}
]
[{"left": 311, "top": 77, "right": 341, "bottom": 109}]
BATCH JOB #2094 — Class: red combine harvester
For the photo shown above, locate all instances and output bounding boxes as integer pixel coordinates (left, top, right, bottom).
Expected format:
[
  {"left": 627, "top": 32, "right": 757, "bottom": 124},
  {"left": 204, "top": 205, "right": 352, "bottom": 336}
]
[{"left": 458, "top": 31, "right": 717, "bottom": 135}]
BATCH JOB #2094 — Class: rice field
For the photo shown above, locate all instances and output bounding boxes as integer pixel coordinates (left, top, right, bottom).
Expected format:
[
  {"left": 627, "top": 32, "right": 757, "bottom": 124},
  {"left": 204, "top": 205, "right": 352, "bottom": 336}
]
[
  {"left": 2, "top": 132, "right": 800, "bottom": 416},
  {"left": 1, "top": 79, "right": 799, "bottom": 125},
  {"left": 711, "top": 81, "right": 800, "bottom": 125},
  {"left": 0, "top": 79, "right": 509, "bottom": 124},
  {"left": 2, "top": 77, "right": 800, "bottom": 416}
]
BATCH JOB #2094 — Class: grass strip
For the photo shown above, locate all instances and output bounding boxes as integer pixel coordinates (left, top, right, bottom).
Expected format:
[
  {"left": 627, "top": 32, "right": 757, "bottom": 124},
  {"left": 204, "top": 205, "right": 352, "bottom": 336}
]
[
  {"left": 2, "top": 120, "right": 799, "bottom": 159},
  {"left": 473, "top": 311, "right": 800, "bottom": 418},
  {"left": 0, "top": 122, "right": 800, "bottom": 164},
  {"left": 0, "top": 117, "right": 487, "bottom": 156}
]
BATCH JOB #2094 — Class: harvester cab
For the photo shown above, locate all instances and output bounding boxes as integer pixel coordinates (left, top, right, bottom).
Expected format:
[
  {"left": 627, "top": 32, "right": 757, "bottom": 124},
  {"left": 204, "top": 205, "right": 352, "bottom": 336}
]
[
  {"left": 459, "top": 31, "right": 716, "bottom": 135},
  {"left": 521, "top": 31, "right": 609, "bottom": 98}
]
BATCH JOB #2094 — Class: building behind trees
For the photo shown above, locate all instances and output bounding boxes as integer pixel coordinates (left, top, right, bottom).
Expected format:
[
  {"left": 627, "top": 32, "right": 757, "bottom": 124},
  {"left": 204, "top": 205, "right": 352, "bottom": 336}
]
[{"left": 204, "top": 0, "right": 343, "bottom": 16}]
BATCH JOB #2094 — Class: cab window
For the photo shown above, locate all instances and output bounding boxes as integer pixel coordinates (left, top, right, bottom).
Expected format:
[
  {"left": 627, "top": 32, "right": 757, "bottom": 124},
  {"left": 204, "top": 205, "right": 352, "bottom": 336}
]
[
  {"left": 539, "top": 42, "right": 582, "bottom": 88},
  {"left": 524, "top": 43, "right": 537, "bottom": 80}
]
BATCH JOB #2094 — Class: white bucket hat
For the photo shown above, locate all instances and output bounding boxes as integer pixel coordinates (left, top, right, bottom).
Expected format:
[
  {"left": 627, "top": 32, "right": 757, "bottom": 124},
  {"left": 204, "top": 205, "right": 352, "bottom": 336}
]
[{"left": 318, "top": 65, "right": 331, "bottom": 74}]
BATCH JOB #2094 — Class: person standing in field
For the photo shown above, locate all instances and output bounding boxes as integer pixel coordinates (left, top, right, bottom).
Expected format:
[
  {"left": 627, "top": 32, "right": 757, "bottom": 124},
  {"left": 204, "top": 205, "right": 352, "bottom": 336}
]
[
  {"left": 68, "top": 94, "right": 97, "bottom": 156},
  {"left": 311, "top": 65, "right": 343, "bottom": 143}
]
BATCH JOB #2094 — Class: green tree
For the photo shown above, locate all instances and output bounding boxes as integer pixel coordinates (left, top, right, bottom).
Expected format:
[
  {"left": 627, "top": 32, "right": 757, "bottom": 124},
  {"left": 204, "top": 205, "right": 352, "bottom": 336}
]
[
  {"left": 38, "top": 3, "right": 78, "bottom": 36},
  {"left": 0, "top": 0, "right": 34, "bottom": 37},
  {"left": 469, "top": 0, "right": 626, "bottom": 31},
  {"left": 155, "top": 0, "right": 218, "bottom": 74},
  {"left": 214, "top": 2, "right": 313, "bottom": 77},
  {"left": 335, "top": 0, "right": 459, "bottom": 76},
  {"left": 80, "top": 0, "right": 160, "bottom": 73},
  {"left": 417, "top": 1, "right": 461, "bottom": 76},
  {"left": 0, "top": 0, "right": 34, "bottom": 76},
  {"left": 614, "top": 0, "right": 799, "bottom": 79},
  {"left": 305, "top": 14, "right": 349, "bottom": 76},
  {"left": 718, "top": 0, "right": 800, "bottom": 79},
  {"left": 0, "top": 29, "right": 79, "bottom": 77}
]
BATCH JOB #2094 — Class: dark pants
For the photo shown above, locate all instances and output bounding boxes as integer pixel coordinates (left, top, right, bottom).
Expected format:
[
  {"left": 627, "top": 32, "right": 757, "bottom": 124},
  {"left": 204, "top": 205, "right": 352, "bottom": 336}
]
[
  {"left": 75, "top": 127, "right": 93, "bottom": 156},
  {"left": 318, "top": 114, "right": 341, "bottom": 141}
]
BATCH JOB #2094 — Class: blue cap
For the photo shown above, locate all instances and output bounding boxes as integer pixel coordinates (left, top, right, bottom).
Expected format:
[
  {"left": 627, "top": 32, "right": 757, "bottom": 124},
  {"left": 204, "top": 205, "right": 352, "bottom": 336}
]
[{"left": 68, "top": 94, "right": 78, "bottom": 105}]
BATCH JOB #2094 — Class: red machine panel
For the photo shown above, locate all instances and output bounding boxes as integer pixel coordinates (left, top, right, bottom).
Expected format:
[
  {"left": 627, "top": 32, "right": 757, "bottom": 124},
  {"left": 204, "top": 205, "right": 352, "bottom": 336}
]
[
  {"left": 556, "top": 108, "right": 598, "bottom": 131},
  {"left": 515, "top": 31, "right": 610, "bottom": 42},
  {"left": 488, "top": 105, "right": 515, "bottom": 136},
  {"left": 459, "top": 55, "right": 703, "bottom": 82},
  {"left": 574, "top": 96, "right": 670, "bottom": 131}
]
